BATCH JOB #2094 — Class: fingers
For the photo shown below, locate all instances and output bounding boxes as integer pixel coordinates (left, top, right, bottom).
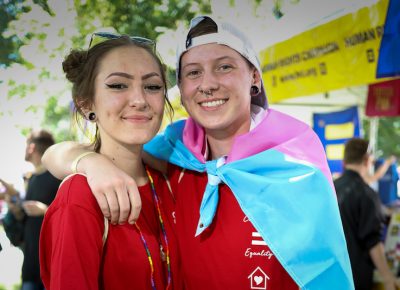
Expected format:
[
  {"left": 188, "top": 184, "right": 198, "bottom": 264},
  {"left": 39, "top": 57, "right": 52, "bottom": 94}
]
[
  {"left": 93, "top": 190, "right": 121, "bottom": 225},
  {"left": 93, "top": 191, "right": 111, "bottom": 220},
  {"left": 127, "top": 180, "right": 142, "bottom": 225},
  {"left": 104, "top": 181, "right": 141, "bottom": 225},
  {"left": 85, "top": 163, "right": 141, "bottom": 224},
  {"left": 115, "top": 184, "right": 130, "bottom": 224},
  {"left": 89, "top": 180, "right": 117, "bottom": 223},
  {"left": 106, "top": 191, "right": 120, "bottom": 225}
]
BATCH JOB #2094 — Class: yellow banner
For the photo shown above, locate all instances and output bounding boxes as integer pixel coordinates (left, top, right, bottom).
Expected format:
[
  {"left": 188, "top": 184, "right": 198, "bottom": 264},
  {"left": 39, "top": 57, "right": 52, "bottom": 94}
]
[
  {"left": 325, "top": 122, "right": 355, "bottom": 140},
  {"left": 326, "top": 144, "right": 345, "bottom": 160},
  {"left": 260, "top": 0, "right": 389, "bottom": 103}
]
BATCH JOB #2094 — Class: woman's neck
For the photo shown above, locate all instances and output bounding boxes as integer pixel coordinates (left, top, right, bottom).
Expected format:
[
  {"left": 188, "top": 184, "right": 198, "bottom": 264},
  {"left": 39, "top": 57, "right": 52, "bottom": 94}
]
[{"left": 100, "top": 143, "right": 148, "bottom": 186}]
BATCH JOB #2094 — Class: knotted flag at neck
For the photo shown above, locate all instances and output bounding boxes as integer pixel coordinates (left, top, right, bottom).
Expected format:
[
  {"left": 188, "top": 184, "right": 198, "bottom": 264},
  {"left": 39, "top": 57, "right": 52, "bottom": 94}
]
[{"left": 144, "top": 109, "right": 354, "bottom": 290}]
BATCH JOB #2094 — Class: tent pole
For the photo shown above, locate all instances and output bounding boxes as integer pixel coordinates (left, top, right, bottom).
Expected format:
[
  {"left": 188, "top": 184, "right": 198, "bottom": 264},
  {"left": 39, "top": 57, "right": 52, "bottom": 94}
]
[{"left": 369, "top": 117, "right": 379, "bottom": 156}]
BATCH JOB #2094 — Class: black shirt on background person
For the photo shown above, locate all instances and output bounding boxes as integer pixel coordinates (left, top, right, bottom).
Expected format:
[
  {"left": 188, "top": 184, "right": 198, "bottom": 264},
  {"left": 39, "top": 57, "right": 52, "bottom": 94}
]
[
  {"left": 334, "top": 137, "right": 400, "bottom": 290},
  {"left": 335, "top": 169, "right": 384, "bottom": 290}
]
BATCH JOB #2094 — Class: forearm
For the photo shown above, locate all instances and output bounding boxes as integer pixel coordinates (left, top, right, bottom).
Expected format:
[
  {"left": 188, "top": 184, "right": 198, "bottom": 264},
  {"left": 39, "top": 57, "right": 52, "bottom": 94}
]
[
  {"left": 370, "top": 156, "right": 396, "bottom": 184},
  {"left": 373, "top": 162, "right": 391, "bottom": 182},
  {"left": 369, "top": 242, "right": 396, "bottom": 283},
  {"left": 42, "top": 141, "right": 94, "bottom": 179}
]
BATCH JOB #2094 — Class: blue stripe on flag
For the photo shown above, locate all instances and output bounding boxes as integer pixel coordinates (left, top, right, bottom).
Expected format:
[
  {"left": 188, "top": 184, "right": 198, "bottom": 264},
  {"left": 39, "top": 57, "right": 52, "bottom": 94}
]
[{"left": 376, "top": 0, "right": 400, "bottom": 78}]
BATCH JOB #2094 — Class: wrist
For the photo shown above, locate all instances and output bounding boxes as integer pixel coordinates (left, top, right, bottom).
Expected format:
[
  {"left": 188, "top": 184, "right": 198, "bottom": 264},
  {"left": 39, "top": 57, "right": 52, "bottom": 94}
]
[
  {"left": 71, "top": 151, "right": 96, "bottom": 174},
  {"left": 382, "top": 273, "right": 396, "bottom": 283}
]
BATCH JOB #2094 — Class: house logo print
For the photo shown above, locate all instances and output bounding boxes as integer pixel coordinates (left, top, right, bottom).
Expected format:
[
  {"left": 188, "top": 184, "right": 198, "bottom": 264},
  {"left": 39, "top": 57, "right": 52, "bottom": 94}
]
[{"left": 248, "top": 266, "right": 269, "bottom": 289}]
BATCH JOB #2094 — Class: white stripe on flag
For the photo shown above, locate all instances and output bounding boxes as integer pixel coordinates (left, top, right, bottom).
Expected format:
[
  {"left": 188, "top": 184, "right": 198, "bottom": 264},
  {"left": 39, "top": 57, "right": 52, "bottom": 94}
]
[
  {"left": 251, "top": 232, "right": 267, "bottom": 246},
  {"left": 252, "top": 240, "right": 267, "bottom": 246}
]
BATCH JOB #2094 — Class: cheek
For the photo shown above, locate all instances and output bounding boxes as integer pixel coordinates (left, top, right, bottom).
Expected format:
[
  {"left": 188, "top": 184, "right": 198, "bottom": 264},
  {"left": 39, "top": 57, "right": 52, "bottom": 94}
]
[
  {"left": 149, "top": 96, "right": 165, "bottom": 115},
  {"left": 179, "top": 80, "right": 198, "bottom": 100},
  {"left": 95, "top": 97, "right": 121, "bottom": 120}
]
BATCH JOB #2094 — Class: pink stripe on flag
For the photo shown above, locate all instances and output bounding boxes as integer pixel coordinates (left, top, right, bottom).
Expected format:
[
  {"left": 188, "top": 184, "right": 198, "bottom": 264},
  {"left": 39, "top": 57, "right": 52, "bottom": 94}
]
[{"left": 183, "top": 109, "right": 334, "bottom": 189}]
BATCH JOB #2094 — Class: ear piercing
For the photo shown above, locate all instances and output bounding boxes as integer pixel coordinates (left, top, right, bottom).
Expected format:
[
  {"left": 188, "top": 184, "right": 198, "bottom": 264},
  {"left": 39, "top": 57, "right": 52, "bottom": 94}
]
[
  {"left": 251, "top": 86, "right": 260, "bottom": 96},
  {"left": 88, "top": 112, "right": 97, "bottom": 121}
]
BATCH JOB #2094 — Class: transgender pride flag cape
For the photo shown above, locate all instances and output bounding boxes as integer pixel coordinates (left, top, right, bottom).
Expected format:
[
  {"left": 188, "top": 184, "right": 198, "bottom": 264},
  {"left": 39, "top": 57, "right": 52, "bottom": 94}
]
[{"left": 144, "top": 109, "right": 354, "bottom": 290}]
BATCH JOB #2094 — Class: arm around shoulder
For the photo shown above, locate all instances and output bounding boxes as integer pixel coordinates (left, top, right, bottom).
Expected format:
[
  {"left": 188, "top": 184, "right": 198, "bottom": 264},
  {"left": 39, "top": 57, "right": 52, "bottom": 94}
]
[
  {"left": 42, "top": 140, "right": 143, "bottom": 226},
  {"left": 42, "top": 141, "right": 94, "bottom": 179}
]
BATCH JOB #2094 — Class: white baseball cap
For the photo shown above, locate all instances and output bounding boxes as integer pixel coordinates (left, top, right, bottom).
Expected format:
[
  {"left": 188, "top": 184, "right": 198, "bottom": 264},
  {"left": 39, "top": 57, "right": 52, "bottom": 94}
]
[{"left": 176, "top": 15, "right": 267, "bottom": 108}]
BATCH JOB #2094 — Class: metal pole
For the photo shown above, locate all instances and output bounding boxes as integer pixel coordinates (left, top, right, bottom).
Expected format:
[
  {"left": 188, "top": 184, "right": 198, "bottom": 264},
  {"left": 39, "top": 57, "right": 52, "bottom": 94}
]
[{"left": 369, "top": 117, "right": 379, "bottom": 156}]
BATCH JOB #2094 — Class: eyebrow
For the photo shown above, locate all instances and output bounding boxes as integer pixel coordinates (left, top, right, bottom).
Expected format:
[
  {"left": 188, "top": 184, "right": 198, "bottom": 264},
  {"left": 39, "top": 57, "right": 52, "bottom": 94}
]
[
  {"left": 105, "top": 72, "right": 161, "bottom": 80},
  {"left": 106, "top": 72, "right": 134, "bottom": 80},
  {"left": 142, "top": 72, "right": 161, "bottom": 80},
  {"left": 182, "top": 56, "right": 237, "bottom": 69}
]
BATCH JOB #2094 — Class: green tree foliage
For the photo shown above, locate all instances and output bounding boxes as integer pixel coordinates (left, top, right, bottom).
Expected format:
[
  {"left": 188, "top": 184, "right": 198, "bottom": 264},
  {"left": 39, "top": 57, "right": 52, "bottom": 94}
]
[
  {"left": 0, "top": 0, "right": 53, "bottom": 67},
  {"left": 42, "top": 96, "right": 75, "bottom": 142},
  {"left": 364, "top": 117, "right": 400, "bottom": 159},
  {"left": 0, "top": 0, "right": 28, "bottom": 67},
  {"left": 71, "top": 0, "right": 211, "bottom": 93},
  {"left": 73, "top": 0, "right": 211, "bottom": 41},
  {"left": 1, "top": 0, "right": 211, "bottom": 142}
]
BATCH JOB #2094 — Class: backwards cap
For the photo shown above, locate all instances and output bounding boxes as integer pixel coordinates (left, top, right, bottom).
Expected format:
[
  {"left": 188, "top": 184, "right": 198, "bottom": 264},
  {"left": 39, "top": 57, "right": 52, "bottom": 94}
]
[{"left": 176, "top": 15, "right": 268, "bottom": 109}]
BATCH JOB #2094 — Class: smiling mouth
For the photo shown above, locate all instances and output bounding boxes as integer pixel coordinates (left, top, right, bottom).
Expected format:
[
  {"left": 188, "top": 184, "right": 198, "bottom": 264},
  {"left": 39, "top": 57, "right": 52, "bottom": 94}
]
[
  {"left": 199, "top": 99, "right": 227, "bottom": 108},
  {"left": 122, "top": 116, "right": 152, "bottom": 122}
]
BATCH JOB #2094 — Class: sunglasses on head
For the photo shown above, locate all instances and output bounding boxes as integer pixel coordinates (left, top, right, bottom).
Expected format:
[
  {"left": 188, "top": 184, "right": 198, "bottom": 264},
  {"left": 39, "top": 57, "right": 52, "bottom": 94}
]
[{"left": 88, "top": 32, "right": 156, "bottom": 51}]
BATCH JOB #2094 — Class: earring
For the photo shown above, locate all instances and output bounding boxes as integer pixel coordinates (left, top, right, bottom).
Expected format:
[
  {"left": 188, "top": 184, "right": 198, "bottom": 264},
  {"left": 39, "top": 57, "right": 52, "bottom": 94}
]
[
  {"left": 88, "top": 112, "right": 96, "bottom": 121},
  {"left": 251, "top": 86, "right": 260, "bottom": 96}
]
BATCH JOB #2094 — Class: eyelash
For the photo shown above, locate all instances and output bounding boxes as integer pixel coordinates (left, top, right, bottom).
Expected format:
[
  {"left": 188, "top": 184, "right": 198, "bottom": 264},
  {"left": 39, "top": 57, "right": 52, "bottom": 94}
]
[
  {"left": 185, "top": 64, "right": 234, "bottom": 78},
  {"left": 106, "top": 83, "right": 127, "bottom": 90},
  {"left": 144, "top": 85, "right": 163, "bottom": 93},
  {"left": 186, "top": 70, "right": 201, "bottom": 78},
  {"left": 218, "top": 64, "right": 233, "bottom": 71},
  {"left": 106, "top": 83, "right": 163, "bottom": 93}
]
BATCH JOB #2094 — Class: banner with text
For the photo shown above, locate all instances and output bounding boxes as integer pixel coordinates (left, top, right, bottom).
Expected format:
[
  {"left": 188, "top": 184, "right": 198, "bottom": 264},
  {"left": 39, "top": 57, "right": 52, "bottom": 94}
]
[{"left": 260, "top": 0, "right": 390, "bottom": 103}]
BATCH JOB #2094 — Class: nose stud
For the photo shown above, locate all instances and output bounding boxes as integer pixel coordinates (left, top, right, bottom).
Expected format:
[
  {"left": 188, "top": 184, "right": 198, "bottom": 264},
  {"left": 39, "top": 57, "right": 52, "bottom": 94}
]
[{"left": 198, "top": 88, "right": 212, "bottom": 97}]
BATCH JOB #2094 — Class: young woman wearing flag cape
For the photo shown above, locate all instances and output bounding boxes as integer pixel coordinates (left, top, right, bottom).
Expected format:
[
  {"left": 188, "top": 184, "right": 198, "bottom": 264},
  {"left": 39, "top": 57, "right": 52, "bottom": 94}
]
[{"left": 43, "top": 16, "right": 354, "bottom": 290}]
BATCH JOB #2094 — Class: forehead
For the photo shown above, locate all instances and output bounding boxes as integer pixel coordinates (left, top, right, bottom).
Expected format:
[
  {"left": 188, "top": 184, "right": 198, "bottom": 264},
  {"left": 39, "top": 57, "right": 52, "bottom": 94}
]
[
  {"left": 180, "top": 43, "right": 246, "bottom": 66},
  {"left": 98, "top": 45, "right": 161, "bottom": 75}
]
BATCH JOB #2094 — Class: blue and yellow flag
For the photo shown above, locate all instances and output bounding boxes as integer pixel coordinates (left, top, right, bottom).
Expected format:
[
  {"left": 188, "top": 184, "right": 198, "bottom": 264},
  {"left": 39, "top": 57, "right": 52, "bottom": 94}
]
[{"left": 313, "top": 106, "right": 360, "bottom": 174}]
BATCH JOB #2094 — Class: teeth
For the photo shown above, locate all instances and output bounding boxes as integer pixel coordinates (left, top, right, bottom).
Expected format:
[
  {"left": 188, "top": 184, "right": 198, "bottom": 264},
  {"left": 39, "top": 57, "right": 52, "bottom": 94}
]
[{"left": 201, "top": 99, "right": 226, "bottom": 107}]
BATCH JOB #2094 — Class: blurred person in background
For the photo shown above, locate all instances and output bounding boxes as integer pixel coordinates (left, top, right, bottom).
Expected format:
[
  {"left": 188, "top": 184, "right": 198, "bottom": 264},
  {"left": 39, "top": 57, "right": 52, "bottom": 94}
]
[
  {"left": 334, "top": 138, "right": 400, "bottom": 290},
  {"left": 1, "top": 129, "right": 60, "bottom": 290}
]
